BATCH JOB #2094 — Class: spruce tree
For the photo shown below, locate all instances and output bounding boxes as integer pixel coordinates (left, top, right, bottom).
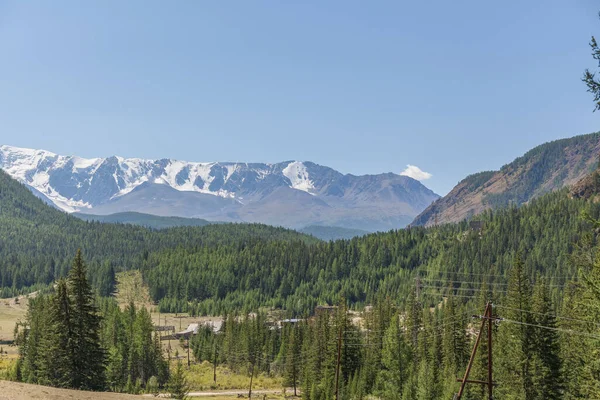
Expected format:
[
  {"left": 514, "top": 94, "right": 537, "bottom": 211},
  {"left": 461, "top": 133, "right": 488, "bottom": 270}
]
[
  {"left": 39, "top": 279, "right": 72, "bottom": 388},
  {"left": 16, "top": 296, "right": 50, "bottom": 384},
  {"left": 530, "top": 278, "right": 564, "bottom": 400},
  {"left": 375, "top": 313, "right": 411, "bottom": 399},
  {"left": 495, "top": 253, "right": 533, "bottom": 400},
  {"left": 68, "top": 249, "right": 106, "bottom": 390},
  {"left": 168, "top": 359, "right": 190, "bottom": 399},
  {"left": 284, "top": 324, "right": 300, "bottom": 396}
]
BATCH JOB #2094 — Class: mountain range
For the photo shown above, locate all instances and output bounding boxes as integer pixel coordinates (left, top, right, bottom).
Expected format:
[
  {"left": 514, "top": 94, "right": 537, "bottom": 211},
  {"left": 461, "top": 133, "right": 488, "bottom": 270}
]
[
  {"left": 0, "top": 145, "right": 439, "bottom": 232},
  {"left": 412, "top": 132, "right": 600, "bottom": 226}
]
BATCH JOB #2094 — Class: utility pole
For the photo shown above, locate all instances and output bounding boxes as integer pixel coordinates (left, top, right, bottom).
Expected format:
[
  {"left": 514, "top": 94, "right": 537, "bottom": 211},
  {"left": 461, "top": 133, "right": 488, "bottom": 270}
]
[
  {"left": 455, "top": 302, "right": 500, "bottom": 400},
  {"left": 248, "top": 356, "right": 255, "bottom": 399},
  {"left": 187, "top": 337, "right": 191, "bottom": 369},
  {"left": 174, "top": 314, "right": 187, "bottom": 331},
  {"left": 213, "top": 343, "right": 218, "bottom": 383}
]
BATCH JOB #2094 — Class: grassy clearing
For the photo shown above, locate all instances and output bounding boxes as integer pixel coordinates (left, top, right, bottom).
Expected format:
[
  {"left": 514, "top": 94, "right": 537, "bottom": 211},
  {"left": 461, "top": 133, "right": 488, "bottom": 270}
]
[
  {"left": 115, "top": 270, "right": 154, "bottom": 309},
  {"left": 0, "top": 293, "right": 30, "bottom": 342},
  {"left": 182, "top": 360, "right": 283, "bottom": 391}
]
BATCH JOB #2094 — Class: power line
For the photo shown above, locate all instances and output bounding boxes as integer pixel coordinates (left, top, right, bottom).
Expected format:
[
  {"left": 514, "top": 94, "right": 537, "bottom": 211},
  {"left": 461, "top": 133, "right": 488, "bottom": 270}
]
[
  {"left": 419, "top": 270, "right": 506, "bottom": 278},
  {"left": 418, "top": 269, "right": 580, "bottom": 281},
  {"left": 421, "top": 285, "right": 507, "bottom": 293},
  {"left": 421, "top": 279, "right": 510, "bottom": 286},
  {"left": 501, "top": 318, "right": 600, "bottom": 340},
  {"left": 495, "top": 305, "right": 600, "bottom": 328},
  {"left": 421, "top": 291, "right": 479, "bottom": 299}
]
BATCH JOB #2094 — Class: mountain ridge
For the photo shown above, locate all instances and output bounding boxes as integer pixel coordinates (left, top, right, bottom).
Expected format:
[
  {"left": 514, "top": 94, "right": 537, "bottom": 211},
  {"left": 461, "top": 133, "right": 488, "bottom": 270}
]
[
  {"left": 0, "top": 145, "right": 439, "bottom": 231},
  {"left": 412, "top": 132, "right": 600, "bottom": 227}
]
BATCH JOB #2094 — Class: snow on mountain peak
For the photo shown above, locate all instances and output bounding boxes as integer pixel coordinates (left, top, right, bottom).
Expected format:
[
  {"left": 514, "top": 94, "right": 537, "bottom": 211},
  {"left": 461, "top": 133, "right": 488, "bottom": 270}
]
[
  {"left": 0, "top": 146, "right": 321, "bottom": 211},
  {"left": 283, "top": 161, "right": 315, "bottom": 194}
]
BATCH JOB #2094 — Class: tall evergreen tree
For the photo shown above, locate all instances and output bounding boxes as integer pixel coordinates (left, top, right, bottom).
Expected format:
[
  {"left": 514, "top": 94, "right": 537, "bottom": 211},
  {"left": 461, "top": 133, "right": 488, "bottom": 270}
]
[
  {"left": 284, "top": 324, "right": 301, "bottom": 397},
  {"left": 530, "top": 277, "right": 564, "bottom": 399},
  {"left": 38, "top": 279, "right": 72, "bottom": 388},
  {"left": 495, "top": 254, "right": 534, "bottom": 400},
  {"left": 168, "top": 359, "right": 189, "bottom": 400},
  {"left": 67, "top": 249, "right": 106, "bottom": 390},
  {"left": 375, "top": 313, "right": 411, "bottom": 399}
]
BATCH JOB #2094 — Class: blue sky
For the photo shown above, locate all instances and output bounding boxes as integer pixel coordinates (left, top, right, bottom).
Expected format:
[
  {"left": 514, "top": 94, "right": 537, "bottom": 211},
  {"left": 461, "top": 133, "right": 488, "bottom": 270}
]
[{"left": 0, "top": 1, "right": 599, "bottom": 195}]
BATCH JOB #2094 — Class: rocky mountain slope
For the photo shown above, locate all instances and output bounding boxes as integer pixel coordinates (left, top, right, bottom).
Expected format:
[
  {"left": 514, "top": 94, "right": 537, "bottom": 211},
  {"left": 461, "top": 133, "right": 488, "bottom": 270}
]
[
  {"left": 0, "top": 145, "right": 439, "bottom": 231},
  {"left": 570, "top": 162, "right": 600, "bottom": 201},
  {"left": 412, "top": 132, "right": 600, "bottom": 227}
]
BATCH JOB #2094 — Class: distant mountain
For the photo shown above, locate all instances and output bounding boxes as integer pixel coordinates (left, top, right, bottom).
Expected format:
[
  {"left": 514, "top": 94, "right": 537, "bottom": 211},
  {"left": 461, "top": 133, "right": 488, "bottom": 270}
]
[
  {"left": 74, "top": 212, "right": 213, "bottom": 230},
  {"left": 299, "top": 225, "right": 370, "bottom": 241},
  {"left": 0, "top": 145, "right": 439, "bottom": 231},
  {"left": 412, "top": 132, "right": 600, "bottom": 227}
]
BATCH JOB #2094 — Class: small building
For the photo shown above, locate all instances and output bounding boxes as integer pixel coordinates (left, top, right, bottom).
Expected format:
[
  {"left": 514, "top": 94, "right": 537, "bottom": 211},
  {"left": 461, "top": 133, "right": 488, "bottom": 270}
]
[
  {"left": 172, "top": 323, "right": 199, "bottom": 340},
  {"left": 274, "top": 318, "right": 304, "bottom": 329}
]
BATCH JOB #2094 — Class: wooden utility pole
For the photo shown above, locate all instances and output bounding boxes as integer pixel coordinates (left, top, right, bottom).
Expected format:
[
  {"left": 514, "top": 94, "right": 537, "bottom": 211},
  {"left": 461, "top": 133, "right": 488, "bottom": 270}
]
[
  {"left": 213, "top": 343, "right": 218, "bottom": 383},
  {"left": 174, "top": 314, "right": 187, "bottom": 330},
  {"left": 248, "top": 357, "right": 255, "bottom": 399},
  {"left": 455, "top": 302, "right": 499, "bottom": 400},
  {"left": 187, "top": 337, "right": 191, "bottom": 368}
]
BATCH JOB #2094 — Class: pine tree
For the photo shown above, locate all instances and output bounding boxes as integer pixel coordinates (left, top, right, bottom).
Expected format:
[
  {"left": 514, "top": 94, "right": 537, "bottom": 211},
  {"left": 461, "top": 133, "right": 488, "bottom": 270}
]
[
  {"left": 405, "top": 289, "right": 422, "bottom": 363},
  {"left": 375, "top": 313, "right": 411, "bottom": 399},
  {"left": 284, "top": 324, "right": 301, "bottom": 396},
  {"left": 530, "top": 278, "right": 564, "bottom": 399},
  {"left": 441, "top": 295, "right": 467, "bottom": 378},
  {"left": 16, "top": 296, "right": 50, "bottom": 384},
  {"left": 38, "top": 279, "right": 72, "bottom": 388},
  {"left": 68, "top": 249, "right": 106, "bottom": 390},
  {"left": 168, "top": 359, "right": 190, "bottom": 399},
  {"left": 495, "top": 253, "right": 533, "bottom": 400}
]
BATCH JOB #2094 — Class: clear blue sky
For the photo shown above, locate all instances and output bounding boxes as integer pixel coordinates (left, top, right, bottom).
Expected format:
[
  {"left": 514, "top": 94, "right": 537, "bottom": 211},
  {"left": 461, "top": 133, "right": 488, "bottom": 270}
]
[{"left": 1, "top": 1, "right": 599, "bottom": 195}]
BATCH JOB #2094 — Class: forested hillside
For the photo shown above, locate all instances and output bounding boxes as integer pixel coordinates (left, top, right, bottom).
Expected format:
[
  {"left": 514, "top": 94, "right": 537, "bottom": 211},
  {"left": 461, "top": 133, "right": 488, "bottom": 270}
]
[
  {"left": 144, "top": 189, "right": 599, "bottom": 315},
  {"left": 0, "top": 169, "right": 317, "bottom": 298}
]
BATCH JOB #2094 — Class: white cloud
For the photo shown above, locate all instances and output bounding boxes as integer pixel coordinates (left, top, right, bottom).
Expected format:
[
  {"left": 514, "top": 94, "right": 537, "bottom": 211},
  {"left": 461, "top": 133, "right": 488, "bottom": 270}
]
[{"left": 400, "top": 164, "right": 432, "bottom": 181}]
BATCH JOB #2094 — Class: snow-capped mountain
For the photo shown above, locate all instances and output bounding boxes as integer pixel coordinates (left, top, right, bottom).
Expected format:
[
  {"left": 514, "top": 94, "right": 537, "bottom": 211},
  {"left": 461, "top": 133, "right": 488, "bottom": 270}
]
[{"left": 0, "top": 145, "right": 439, "bottom": 231}]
